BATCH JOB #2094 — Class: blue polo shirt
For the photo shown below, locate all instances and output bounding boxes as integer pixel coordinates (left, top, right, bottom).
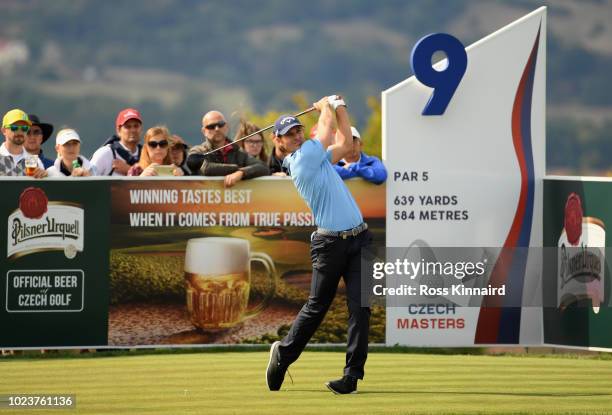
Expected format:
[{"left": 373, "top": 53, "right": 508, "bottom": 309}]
[{"left": 284, "top": 139, "right": 363, "bottom": 231}]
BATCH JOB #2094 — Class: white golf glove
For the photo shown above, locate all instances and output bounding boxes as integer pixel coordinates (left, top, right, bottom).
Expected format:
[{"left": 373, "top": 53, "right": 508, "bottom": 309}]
[{"left": 327, "top": 95, "right": 347, "bottom": 111}]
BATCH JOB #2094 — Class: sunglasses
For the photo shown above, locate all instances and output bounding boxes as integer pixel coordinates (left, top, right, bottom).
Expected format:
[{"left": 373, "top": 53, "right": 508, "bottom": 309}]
[
  {"left": 6, "top": 125, "right": 30, "bottom": 133},
  {"left": 147, "top": 140, "right": 169, "bottom": 149},
  {"left": 204, "top": 121, "right": 226, "bottom": 130}
]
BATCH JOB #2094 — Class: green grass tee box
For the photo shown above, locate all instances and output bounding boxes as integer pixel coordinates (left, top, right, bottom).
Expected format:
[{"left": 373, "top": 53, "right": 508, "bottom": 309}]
[{"left": 1, "top": 351, "right": 611, "bottom": 414}]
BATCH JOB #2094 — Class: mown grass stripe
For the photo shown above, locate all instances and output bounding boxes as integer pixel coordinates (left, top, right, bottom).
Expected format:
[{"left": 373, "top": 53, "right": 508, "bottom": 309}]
[{"left": 1, "top": 352, "right": 611, "bottom": 415}]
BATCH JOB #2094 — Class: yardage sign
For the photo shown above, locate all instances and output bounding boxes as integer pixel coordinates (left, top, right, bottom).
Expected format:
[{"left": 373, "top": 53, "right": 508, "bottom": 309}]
[{"left": 383, "top": 7, "right": 546, "bottom": 346}]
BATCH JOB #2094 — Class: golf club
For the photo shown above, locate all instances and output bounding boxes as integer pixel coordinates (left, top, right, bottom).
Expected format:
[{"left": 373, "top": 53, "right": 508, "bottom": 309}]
[{"left": 200, "top": 106, "right": 316, "bottom": 157}]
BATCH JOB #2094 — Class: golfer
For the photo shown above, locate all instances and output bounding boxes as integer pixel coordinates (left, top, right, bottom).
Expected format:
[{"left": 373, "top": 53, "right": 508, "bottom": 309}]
[{"left": 266, "top": 95, "right": 372, "bottom": 394}]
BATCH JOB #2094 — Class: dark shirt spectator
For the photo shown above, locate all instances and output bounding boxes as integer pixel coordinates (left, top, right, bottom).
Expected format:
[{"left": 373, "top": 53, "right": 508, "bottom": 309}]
[
  {"left": 170, "top": 134, "right": 191, "bottom": 175},
  {"left": 187, "top": 110, "right": 268, "bottom": 187},
  {"left": 25, "top": 114, "right": 54, "bottom": 169},
  {"left": 268, "top": 147, "right": 290, "bottom": 175}
]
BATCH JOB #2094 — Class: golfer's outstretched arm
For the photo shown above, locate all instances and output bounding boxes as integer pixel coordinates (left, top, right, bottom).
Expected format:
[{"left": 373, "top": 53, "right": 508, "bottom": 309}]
[
  {"left": 314, "top": 97, "right": 335, "bottom": 149},
  {"left": 327, "top": 105, "right": 352, "bottom": 165},
  {"left": 313, "top": 95, "right": 352, "bottom": 164}
]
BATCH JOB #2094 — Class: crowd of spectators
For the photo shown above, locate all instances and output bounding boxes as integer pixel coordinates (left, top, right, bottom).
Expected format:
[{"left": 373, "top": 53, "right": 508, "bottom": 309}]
[{"left": 1, "top": 106, "right": 387, "bottom": 186}]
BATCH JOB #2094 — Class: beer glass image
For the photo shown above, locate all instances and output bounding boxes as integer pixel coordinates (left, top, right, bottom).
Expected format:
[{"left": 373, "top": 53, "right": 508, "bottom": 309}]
[
  {"left": 25, "top": 155, "right": 38, "bottom": 176},
  {"left": 184, "top": 237, "right": 277, "bottom": 331}
]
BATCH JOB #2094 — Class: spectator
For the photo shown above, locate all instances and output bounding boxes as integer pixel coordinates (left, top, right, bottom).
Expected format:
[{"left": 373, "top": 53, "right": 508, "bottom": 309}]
[
  {"left": 187, "top": 110, "right": 268, "bottom": 187},
  {"left": 169, "top": 134, "right": 191, "bottom": 175},
  {"left": 47, "top": 129, "right": 96, "bottom": 177},
  {"left": 128, "top": 126, "right": 184, "bottom": 177},
  {"left": 235, "top": 119, "right": 267, "bottom": 163},
  {"left": 0, "top": 109, "right": 46, "bottom": 177},
  {"left": 25, "top": 114, "right": 54, "bottom": 169},
  {"left": 91, "top": 108, "right": 143, "bottom": 176},
  {"left": 333, "top": 126, "right": 387, "bottom": 185}
]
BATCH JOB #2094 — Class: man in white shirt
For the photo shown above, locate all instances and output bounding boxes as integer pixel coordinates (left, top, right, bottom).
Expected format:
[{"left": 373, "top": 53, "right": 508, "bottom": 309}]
[
  {"left": 0, "top": 108, "right": 46, "bottom": 177},
  {"left": 90, "top": 108, "right": 143, "bottom": 176}
]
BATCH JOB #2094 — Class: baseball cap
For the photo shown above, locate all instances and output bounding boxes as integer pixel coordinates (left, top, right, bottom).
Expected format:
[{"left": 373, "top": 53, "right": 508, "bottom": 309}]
[
  {"left": 274, "top": 115, "right": 302, "bottom": 136},
  {"left": 116, "top": 108, "right": 142, "bottom": 128},
  {"left": 351, "top": 126, "right": 361, "bottom": 140},
  {"left": 3, "top": 109, "right": 31, "bottom": 127},
  {"left": 56, "top": 129, "right": 81, "bottom": 145}
]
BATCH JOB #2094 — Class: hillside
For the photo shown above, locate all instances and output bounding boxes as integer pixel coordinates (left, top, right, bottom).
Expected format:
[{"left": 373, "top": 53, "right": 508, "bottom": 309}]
[{"left": 0, "top": 0, "right": 610, "bottom": 172}]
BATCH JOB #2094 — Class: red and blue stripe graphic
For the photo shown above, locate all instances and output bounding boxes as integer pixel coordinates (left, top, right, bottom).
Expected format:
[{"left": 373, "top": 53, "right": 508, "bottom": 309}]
[{"left": 475, "top": 25, "right": 540, "bottom": 344}]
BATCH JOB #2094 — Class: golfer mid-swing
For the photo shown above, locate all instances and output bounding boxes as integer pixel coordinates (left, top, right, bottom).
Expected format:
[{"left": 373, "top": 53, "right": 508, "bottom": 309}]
[{"left": 266, "top": 95, "right": 372, "bottom": 394}]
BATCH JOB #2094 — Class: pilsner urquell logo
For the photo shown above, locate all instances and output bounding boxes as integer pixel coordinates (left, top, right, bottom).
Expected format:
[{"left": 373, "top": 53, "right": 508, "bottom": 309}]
[
  {"left": 557, "top": 192, "right": 606, "bottom": 312},
  {"left": 7, "top": 187, "right": 84, "bottom": 260}
]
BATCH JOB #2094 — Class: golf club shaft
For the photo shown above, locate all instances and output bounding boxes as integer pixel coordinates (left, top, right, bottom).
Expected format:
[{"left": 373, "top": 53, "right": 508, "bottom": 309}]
[{"left": 201, "top": 106, "right": 316, "bottom": 157}]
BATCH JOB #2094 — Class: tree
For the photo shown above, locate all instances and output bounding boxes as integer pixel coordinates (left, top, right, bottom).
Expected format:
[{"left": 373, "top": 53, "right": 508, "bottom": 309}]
[
  {"left": 241, "top": 93, "right": 384, "bottom": 161},
  {"left": 362, "top": 96, "right": 382, "bottom": 159}
]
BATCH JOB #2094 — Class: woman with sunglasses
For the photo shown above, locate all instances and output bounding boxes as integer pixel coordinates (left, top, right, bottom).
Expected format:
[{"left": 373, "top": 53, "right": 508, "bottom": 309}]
[
  {"left": 128, "top": 126, "right": 184, "bottom": 176},
  {"left": 235, "top": 119, "right": 268, "bottom": 163}
]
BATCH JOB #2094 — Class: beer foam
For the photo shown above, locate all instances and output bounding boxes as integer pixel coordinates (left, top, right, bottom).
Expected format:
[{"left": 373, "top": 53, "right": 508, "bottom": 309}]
[{"left": 184, "top": 237, "right": 250, "bottom": 275}]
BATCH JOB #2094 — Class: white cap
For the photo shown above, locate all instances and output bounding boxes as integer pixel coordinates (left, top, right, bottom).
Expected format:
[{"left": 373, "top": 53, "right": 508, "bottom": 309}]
[
  {"left": 56, "top": 129, "right": 81, "bottom": 146},
  {"left": 351, "top": 126, "right": 361, "bottom": 140}
]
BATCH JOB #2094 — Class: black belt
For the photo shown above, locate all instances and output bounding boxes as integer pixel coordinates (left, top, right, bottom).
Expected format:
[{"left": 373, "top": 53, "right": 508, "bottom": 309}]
[{"left": 316, "top": 223, "right": 368, "bottom": 239}]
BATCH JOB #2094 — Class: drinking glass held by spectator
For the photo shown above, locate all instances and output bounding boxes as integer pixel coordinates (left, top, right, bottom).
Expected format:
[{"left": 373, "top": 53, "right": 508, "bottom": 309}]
[
  {"left": 0, "top": 108, "right": 46, "bottom": 178},
  {"left": 235, "top": 119, "right": 268, "bottom": 163},
  {"left": 47, "top": 129, "right": 97, "bottom": 177},
  {"left": 186, "top": 110, "right": 268, "bottom": 187},
  {"left": 128, "top": 126, "right": 184, "bottom": 177},
  {"left": 333, "top": 126, "right": 387, "bottom": 185},
  {"left": 24, "top": 154, "right": 39, "bottom": 176},
  {"left": 169, "top": 134, "right": 191, "bottom": 175},
  {"left": 25, "top": 114, "right": 54, "bottom": 169},
  {"left": 91, "top": 108, "right": 143, "bottom": 176}
]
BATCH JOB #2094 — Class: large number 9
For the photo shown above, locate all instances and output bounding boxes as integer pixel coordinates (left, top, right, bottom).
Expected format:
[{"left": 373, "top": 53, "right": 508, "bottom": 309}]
[{"left": 410, "top": 33, "right": 467, "bottom": 116}]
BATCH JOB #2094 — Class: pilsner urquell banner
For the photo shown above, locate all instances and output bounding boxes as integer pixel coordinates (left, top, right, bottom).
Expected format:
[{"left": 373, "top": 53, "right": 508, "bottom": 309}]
[
  {"left": 1, "top": 177, "right": 385, "bottom": 348},
  {"left": 0, "top": 180, "right": 110, "bottom": 348}
]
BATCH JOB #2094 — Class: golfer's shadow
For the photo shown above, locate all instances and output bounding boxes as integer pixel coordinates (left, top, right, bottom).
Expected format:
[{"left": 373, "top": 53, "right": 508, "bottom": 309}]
[{"left": 288, "top": 389, "right": 611, "bottom": 397}]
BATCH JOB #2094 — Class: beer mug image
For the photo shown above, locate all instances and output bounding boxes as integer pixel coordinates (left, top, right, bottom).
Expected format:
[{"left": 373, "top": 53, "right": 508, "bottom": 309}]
[{"left": 184, "top": 237, "right": 277, "bottom": 331}]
